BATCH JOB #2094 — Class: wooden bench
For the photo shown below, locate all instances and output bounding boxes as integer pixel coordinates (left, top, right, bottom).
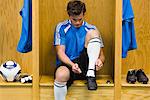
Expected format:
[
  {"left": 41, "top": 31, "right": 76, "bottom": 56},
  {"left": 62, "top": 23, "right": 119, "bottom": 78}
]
[{"left": 40, "top": 75, "right": 114, "bottom": 100}]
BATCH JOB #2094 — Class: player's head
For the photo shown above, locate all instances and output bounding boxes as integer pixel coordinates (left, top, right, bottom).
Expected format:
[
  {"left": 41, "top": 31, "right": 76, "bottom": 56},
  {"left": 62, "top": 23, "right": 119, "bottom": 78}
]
[
  {"left": 67, "top": 0, "right": 86, "bottom": 16},
  {"left": 67, "top": 0, "right": 86, "bottom": 28}
]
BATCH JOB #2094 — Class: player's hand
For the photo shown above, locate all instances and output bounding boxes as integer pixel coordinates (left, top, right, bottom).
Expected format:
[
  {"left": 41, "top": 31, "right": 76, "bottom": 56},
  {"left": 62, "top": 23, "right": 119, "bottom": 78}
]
[
  {"left": 72, "top": 63, "right": 82, "bottom": 74},
  {"left": 95, "top": 58, "right": 103, "bottom": 71}
]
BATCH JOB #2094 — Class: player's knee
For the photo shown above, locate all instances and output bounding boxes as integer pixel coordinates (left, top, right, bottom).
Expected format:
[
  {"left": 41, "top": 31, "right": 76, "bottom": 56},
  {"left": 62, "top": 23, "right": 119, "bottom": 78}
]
[
  {"left": 87, "top": 30, "right": 99, "bottom": 38},
  {"left": 85, "top": 30, "right": 100, "bottom": 47},
  {"left": 55, "top": 66, "right": 70, "bottom": 82}
]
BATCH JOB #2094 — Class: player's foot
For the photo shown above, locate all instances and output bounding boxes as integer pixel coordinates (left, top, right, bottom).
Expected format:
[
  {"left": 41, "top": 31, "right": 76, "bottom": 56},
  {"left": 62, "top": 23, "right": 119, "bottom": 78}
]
[{"left": 87, "top": 76, "right": 97, "bottom": 90}]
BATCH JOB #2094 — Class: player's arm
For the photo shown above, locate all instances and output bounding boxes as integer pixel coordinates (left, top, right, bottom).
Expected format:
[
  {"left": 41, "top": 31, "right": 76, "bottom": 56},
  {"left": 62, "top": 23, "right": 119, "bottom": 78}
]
[
  {"left": 99, "top": 48, "right": 105, "bottom": 64},
  {"left": 55, "top": 45, "right": 82, "bottom": 73},
  {"left": 54, "top": 24, "right": 81, "bottom": 73},
  {"left": 97, "top": 29, "right": 105, "bottom": 64},
  {"left": 54, "top": 23, "right": 73, "bottom": 67},
  {"left": 55, "top": 45, "right": 74, "bottom": 67},
  {"left": 95, "top": 29, "right": 105, "bottom": 70}
]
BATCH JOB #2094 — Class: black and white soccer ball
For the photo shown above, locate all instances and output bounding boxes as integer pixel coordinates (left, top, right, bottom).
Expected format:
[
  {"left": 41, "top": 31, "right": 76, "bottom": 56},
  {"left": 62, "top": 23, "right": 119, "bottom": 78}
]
[{"left": 0, "top": 60, "right": 21, "bottom": 82}]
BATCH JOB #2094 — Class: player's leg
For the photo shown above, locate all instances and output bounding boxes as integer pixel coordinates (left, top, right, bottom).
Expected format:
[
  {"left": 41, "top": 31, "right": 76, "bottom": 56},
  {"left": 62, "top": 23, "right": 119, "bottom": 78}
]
[
  {"left": 85, "top": 30, "right": 102, "bottom": 90},
  {"left": 54, "top": 66, "right": 70, "bottom": 100},
  {"left": 85, "top": 30, "right": 101, "bottom": 77}
]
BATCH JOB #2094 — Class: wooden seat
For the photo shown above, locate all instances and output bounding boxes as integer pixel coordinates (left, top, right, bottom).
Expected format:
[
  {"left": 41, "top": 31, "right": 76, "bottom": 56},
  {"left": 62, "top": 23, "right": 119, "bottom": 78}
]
[{"left": 40, "top": 75, "right": 114, "bottom": 87}]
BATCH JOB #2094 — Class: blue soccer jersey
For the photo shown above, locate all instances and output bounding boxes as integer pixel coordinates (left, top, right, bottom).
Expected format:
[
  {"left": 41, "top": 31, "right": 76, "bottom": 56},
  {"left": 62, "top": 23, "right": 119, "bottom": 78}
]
[
  {"left": 17, "top": 0, "right": 32, "bottom": 53},
  {"left": 54, "top": 20, "right": 104, "bottom": 66},
  {"left": 122, "top": 0, "right": 137, "bottom": 58}
]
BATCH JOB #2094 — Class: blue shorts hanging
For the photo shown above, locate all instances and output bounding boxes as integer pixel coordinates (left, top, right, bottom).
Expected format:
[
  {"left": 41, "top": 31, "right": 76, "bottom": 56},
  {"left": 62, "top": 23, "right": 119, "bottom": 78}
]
[{"left": 17, "top": 0, "right": 32, "bottom": 53}]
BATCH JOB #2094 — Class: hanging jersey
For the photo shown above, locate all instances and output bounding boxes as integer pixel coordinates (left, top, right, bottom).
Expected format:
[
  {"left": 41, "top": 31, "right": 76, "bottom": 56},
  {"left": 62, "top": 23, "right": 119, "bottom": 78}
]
[
  {"left": 122, "top": 0, "right": 137, "bottom": 58},
  {"left": 17, "top": 0, "right": 32, "bottom": 53},
  {"left": 54, "top": 20, "right": 104, "bottom": 66}
]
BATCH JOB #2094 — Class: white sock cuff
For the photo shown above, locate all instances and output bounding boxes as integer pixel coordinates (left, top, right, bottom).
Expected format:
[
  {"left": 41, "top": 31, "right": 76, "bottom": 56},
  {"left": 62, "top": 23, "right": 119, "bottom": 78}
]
[
  {"left": 54, "top": 81, "right": 66, "bottom": 88},
  {"left": 88, "top": 38, "right": 102, "bottom": 44}
]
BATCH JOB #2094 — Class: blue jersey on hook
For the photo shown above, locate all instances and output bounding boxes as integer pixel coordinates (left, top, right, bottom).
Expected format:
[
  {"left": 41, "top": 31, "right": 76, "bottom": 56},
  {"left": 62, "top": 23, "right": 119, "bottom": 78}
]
[
  {"left": 17, "top": 0, "right": 32, "bottom": 53},
  {"left": 122, "top": 0, "right": 137, "bottom": 58}
]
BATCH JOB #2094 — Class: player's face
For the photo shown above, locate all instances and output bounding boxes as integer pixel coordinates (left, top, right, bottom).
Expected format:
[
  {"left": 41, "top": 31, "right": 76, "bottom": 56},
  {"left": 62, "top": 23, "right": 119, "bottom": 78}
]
[{"left": 69, "top": 12, "right": 84, "bottom": 28}]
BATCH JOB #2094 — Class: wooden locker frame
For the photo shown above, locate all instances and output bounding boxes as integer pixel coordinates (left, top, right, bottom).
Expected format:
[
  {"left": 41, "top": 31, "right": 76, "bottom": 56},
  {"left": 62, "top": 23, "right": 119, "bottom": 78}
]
[{"left": 32, "top": 0, "right": 123, "bottom": 100}]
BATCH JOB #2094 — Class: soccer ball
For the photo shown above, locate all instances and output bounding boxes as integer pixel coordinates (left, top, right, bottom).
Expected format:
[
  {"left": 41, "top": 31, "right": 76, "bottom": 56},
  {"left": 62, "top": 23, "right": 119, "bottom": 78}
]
[{"left": 0, "top": 60, "right": 21, "bottom": 82}]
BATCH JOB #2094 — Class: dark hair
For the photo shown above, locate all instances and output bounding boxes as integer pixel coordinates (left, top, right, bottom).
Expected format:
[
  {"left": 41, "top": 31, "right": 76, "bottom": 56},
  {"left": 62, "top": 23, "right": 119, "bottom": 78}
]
[{"left": 67, "top": 0, "right": 86, "bottom": 16}]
